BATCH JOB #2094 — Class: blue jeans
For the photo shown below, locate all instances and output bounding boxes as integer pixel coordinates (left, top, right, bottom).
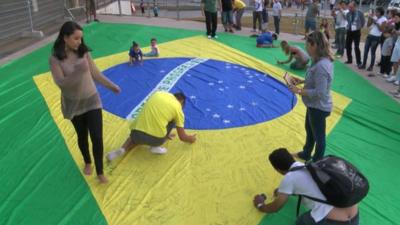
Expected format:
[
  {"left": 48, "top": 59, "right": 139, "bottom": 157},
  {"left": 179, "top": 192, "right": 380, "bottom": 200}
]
[
  {"left": 336, "top": 28, "right": 346, "bottom": 56},
  {"left": 299, "top": 107, "right": 330, "bottom": 162},
  {"left": 362, "top": 34, "right": 381, "bottom": 68},
  {"left": 221, "top": 10, "right": 233, "bottom": 27},
  {"left": 273, "top": 16, "right": 280, "bottom": 34},
  {"left": 296, "top": 211, "right": 360, "bottom": 225},
  {"left": 204, "top": 10, "right": 217, "bottom": 37}
]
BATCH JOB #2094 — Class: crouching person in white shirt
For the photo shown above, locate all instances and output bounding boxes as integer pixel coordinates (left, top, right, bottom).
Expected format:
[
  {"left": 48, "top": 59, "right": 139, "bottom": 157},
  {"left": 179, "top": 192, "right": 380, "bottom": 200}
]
[{"left": 252, "top": 148, "right": 360, "bottom": 225}]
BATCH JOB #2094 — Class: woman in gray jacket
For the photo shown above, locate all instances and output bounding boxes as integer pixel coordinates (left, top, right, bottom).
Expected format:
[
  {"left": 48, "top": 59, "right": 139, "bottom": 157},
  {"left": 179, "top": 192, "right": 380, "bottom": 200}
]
[{"left": 288, "top": 31, "right": 334, "bottom": 162}]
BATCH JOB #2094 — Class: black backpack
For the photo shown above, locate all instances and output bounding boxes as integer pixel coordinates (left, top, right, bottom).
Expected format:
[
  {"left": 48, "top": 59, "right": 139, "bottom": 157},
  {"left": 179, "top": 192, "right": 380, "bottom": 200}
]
[{"left": 290, "top": 155, "right": 369, "bottom": 216}]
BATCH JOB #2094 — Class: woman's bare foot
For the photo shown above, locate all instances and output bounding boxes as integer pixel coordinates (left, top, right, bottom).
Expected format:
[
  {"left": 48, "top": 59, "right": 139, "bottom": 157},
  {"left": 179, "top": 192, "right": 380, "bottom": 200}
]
[
  {"left": 98, "top": 174, "right": 108, "bottom": 184},
  {"left": 83, "top": 164, "right": 92, "bottom": 175}
]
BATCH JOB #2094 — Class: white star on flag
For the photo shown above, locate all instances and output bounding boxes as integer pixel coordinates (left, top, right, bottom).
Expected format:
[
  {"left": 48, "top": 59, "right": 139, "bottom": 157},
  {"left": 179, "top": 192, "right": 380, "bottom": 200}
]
[
  {"left": 190, "top": 95, "right": 196, "bottom": 99},
  {"left": 251, "top": 101, "right": 258, "bottom": 106},
  {"left": 160, "top": 70, "right": 165, "bottom": 73},
  {"left": 212, "top": 113, "right": 220, "bottom": 118},
  {"left": 239, "top": 85, "right": 245, "bottom": 89},
  {"left": 227, "top": 104, "right": 234, "bottom": 108},
  {"left": 206, "top": 108, "right": 211, "bottom": 112},
  {"left": 218, "top": 80, "right": 223, "bottom": 84},
  {"left": 239, "top": 107, "right": 246, "bottom": 111},
  {"left": 223, "top": 120, "right": 231, "bottom": 124},
  {"left": 208, "top": 82, "right": 215, "bottom": 86},
  {"left": 247, "top": 80, "right": 253, "bottom": 83},
  {"left": 219, "top": 88, "right": 224, "bottom": 91}
]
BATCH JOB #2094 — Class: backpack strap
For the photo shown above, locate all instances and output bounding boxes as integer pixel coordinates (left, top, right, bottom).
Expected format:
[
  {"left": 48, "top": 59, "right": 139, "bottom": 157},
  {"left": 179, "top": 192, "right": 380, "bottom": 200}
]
[
  {"left": 295, "top": 194, "right": 330, "bottom": 217},
  {"left": 289, "top": 165, "right": 330, "bottom": 216}
]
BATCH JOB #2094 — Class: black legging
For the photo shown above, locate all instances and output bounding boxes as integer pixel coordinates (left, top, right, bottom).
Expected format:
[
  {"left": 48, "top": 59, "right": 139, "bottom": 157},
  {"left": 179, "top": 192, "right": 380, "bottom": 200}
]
[{"left": 71, "top": 109, "right": 104, "bottom": 175}]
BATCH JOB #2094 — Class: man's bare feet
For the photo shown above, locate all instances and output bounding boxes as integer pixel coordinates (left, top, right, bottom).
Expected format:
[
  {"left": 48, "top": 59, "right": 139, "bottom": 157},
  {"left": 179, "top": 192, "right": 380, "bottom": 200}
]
[
  {"left": 83, "top": 164, "right": 92, "bottom": 175},
  {"left": 98, "top": 174, "right": 108, "bottom": 184}
]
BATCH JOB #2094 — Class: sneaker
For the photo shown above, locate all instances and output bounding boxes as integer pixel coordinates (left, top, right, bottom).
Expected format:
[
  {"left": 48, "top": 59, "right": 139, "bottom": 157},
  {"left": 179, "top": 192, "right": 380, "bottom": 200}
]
[
  {"left": 358, "top": 64, "right": 366, "bottom": 70},
  {"left": 383, "top": 74, "right": 390, "bottom": 78},
  {"left": 386, "top": 76, "right": 396, "bottom": 82},
  {"left": 106, "top": 148, "right": 125, "bottom": 162},
  {"left": 394, "top": 92, "right": 400, "bottom": 98},
  {"left": 150, "top": 146, "right": 168, "bottom": 154},
  {"left": 394, "top": 80, "right": 400, "bottom": 86},
  {"left": 207, "top": 35, "right": 212, "bottom": 39},
  {"left": 367, "top": 66, "right": 373, "bottom": 72},
  {"left": 212, "top": 35, "right": 218, "bottom": 39},
  {"left": 377, "top": 72, "right": 383, "bottom": 76}
]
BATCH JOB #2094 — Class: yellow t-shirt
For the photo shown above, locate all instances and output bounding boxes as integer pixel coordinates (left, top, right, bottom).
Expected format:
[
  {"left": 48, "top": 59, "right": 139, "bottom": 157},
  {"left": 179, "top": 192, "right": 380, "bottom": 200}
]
[
  {"left": 233, "top": 0, "right": 246, "bottom": 9},
  {"left": 131, "top": 91, "right": 185, "bottom": 138}
]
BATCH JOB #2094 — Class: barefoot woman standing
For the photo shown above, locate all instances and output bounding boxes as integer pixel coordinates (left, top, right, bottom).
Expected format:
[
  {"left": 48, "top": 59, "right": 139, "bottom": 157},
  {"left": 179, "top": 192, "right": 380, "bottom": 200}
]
[{"left": 49, "top": 21, "right": 120, "bottom": 183}]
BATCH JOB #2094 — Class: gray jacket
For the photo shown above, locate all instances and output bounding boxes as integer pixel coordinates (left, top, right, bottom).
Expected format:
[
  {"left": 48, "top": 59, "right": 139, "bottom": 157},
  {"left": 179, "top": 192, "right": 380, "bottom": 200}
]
[
  {"left": 302, "top": 58, "right": 333, "bottom": 112},
  {"left": 346, "top": 10, "right": 365, "bottom": 31}
]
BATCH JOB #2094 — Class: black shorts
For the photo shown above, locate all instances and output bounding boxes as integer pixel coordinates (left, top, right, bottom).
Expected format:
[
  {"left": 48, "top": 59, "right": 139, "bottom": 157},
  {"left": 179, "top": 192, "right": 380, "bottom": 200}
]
[
  {"left": 130, "top": 130, "right": 166, "bottom": 147},
  {"left": 130, "top": 121, "right": 175, "bottom": 147}
]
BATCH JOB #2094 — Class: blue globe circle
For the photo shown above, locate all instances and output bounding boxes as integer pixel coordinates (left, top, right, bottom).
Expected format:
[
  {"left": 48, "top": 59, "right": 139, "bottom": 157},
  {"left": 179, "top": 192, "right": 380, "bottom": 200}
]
[{"left": 97, "top": 57, "right": 297, "bottom": 130}]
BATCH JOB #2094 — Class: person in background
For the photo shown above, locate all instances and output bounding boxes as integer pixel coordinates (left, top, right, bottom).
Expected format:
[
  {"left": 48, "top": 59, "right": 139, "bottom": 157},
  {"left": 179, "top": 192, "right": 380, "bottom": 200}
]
[
  {"left": 332, "top": 1, "right": 348, "bottom": 57},
  {"left": 202, "top": 0, "right": 221, "bottom": 39},
  {"left": 143, "top": 38, "right": 159, "bottom": 57},
  {"left": 379, "top": 29, "right": 394, "bottom": 79},
  {"left": 272, "top": 0, "right": 282, "bottom": 35},
  {"left": 277, "top": 40, "right": 310, "bottom": 70},
  {"left": 359, "top": 6, "right": 387, "bottom": 71},
  {"left": 233, "top": 0, "right": 246, "bottom": 30},
  {"left": 262, "top": 0, "right": 269, "bottom": 31},
  {"left": 256, "top": 31, "right": 278, "bottom": 47},
  {"left": 304, "top": 0, "right": 319, "bottom": 39},
  {"left": 344, "top": 1, "right": 365, "bottom": 66},
  {"left": 129, "top": 41, "right": 143, "bottom": 64},
  {"left": 388, "top": 12, "right": 400, "bottom": 96},
  {"left": 49, "top": 21, "right": 120, "bottom": 183},
  {"left": 86, "top": 0, "right": 99, "bottom": 23},
  {"left": 221, "top": 0, "right": 235, "bottom": 33},
  {"left": 320, "top": 18, "right": 330, "bottom": 40},
  {"left": 252, "top": 0, "right": 264, "bottom": 33}
]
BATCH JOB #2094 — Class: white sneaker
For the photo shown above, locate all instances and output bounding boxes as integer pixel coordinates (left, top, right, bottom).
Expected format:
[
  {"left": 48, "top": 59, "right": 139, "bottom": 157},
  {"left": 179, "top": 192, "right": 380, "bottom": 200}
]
[
  {"left": 377, "top": 72, "right": 383, "bottom": 76},
  {"left": 386, "top": 76, "right": 396, "bottom": 82},
  {"left": 213, "top": 35, "right": 218, "bottom": 39},
  {"left": 394, "top": 80, "right": 400, "bottom": 86},
  {"left": 106, "top": 148, "right": 125, "bottom": 162},
  {"left": 207, "top": 35, "right": 211, "bottom": 39},
  {"left": 383, "top": 74, "right": 390, "bottom": 78},
  {"left": 150, "top": 146, "right": 167, "bottom": 154}
]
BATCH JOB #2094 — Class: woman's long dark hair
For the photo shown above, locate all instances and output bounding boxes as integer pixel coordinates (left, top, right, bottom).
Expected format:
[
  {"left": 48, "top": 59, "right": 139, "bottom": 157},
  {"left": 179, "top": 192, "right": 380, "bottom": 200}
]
[{"left": 52, "top": 21, "right": 90, "bottom": 60}]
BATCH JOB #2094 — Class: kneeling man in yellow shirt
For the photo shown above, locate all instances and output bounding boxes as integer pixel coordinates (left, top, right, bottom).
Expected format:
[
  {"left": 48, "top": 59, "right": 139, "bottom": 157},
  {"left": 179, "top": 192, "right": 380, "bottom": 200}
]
[{"left": 107, "top": 91, "right": 196, "bottom": 161}]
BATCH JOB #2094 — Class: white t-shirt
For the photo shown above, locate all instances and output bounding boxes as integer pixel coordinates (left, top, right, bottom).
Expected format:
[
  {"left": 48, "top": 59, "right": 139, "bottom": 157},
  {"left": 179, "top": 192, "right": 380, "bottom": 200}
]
[
  {"left": 335, "top": 9, "right": 349, "bottom": 29},
  {"left": 278, "top": 162, "right": 334, "bottom": 223},
  {"left": 272, "top": 2, "right": 282, "bottom": 16},
  {"left": 254, "top": 0, "right": 263, "bottom": 12},
  {"left": 369, "top": 16, "right": 387, "bottom": 37}
]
